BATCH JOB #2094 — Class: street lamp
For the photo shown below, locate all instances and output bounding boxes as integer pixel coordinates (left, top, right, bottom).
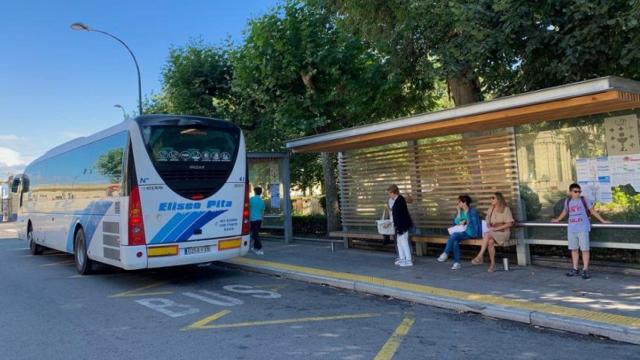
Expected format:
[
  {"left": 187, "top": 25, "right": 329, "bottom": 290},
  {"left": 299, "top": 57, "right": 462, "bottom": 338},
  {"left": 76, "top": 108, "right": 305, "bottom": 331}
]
[
  {"left": 71, "top": 22, "right": 143, "bottom": 115},
  {"left": 114, "top": 104, "right": 127, "bottom": 120}
]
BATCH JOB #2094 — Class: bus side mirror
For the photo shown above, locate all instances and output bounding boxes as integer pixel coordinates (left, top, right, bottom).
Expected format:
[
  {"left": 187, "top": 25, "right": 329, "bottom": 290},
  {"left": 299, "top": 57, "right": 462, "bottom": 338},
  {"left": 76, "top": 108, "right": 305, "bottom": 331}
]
[
  {"left": 11, "top": 178, "right": 20, "bottom": 193},
  {"left": 22, "top": 178, "right": 29, "bottom": 192}
]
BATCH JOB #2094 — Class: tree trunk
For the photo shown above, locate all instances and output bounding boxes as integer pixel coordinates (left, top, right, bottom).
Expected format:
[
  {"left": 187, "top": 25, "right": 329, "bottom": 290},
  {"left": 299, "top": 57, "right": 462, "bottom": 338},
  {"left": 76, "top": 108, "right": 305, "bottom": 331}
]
[
  {"left": 447, "top": 72, "right": 482, "bottom": 106},
  {"left": 321, "top": 152, "right": 339, "bottom": 233}
]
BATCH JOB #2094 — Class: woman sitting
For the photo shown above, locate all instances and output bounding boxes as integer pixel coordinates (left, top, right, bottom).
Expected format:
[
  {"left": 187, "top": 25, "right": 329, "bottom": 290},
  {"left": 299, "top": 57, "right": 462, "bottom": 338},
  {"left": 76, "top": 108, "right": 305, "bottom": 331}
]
[
  {"left": 437, "top": 194, "right": 482, "bottom": 270},
  {"left": 472, "top": 192, "right": 514, "bottom": 272}
]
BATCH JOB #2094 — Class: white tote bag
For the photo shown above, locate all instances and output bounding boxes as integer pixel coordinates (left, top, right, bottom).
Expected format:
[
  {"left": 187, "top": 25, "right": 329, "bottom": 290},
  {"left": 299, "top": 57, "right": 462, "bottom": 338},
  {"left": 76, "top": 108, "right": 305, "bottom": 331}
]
[
  {"left": 447, "top": 224, "right": 467, "bottom": 235},
  {"left": 376, "top": 208, "right": 395, "bottom": 235}
]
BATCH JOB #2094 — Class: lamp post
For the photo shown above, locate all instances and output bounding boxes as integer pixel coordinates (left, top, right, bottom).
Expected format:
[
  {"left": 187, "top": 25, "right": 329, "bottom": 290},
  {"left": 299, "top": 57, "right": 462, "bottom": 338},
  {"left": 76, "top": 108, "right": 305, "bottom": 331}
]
[
  {"left": 71, "top": 22, "right": 143, "bottom": 115},
  {"left": 114, "top": 104, "right": 127, "bottom": 120}
]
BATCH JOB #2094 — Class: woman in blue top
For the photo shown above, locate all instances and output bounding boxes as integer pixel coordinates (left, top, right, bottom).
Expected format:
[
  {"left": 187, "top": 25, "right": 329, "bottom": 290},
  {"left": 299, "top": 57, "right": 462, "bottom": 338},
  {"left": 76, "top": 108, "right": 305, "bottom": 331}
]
[{"left": 437, "top": 194, "right": 482, "bottom": 270}]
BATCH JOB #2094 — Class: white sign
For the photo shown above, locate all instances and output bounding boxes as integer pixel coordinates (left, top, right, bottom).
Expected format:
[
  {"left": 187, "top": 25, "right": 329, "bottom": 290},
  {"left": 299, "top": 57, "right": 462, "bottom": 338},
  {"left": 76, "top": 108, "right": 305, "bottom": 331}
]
[
  {"left": 270, "top": 183, "right": 280, "bottom": 209},
  {"left": 576, "top": 157, "right": 612, "bottom": 203}
]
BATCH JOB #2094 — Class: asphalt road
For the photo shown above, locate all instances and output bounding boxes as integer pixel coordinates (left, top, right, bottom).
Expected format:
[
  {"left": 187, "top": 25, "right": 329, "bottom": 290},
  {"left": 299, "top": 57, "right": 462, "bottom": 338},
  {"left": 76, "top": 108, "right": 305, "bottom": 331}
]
[{"left": 0, "top": 237, "right": 637, "bottom": 360}]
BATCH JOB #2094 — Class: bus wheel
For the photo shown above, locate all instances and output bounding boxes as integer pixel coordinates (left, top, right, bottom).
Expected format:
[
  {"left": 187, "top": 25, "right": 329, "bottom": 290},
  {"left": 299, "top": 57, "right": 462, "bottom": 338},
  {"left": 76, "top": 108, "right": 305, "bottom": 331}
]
[
  {"left": 74, "top": 229, "right": 94, "bottom": 275},
  {"left": 27, "top": 224, "right": 43, "bottom": 255}
]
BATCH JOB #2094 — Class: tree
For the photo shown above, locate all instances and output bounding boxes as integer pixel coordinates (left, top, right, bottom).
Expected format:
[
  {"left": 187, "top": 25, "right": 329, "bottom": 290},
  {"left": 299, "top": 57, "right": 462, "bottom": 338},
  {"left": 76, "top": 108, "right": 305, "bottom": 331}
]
[
  {"left": 149, "top": 40, "right": 233, "bottom": 118},
  {"left": 332, "top": 0, "right": 640, "bottom": 104},
  {"left": 232, "top": 0, "right": 436, "bottom": 231}
]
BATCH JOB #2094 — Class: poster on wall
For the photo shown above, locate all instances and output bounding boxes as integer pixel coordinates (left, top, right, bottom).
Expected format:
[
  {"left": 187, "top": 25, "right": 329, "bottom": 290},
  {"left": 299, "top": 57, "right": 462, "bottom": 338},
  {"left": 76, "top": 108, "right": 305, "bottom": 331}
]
[
  {"left": 608, "top": 154, "right": 640, "bottom": 191},
  {"left": 575, "top": 157, "right": 613, "bottom": 203},
  {"left": 270, "top": 183, "right": 281, "bottom": 209},
  {"left": 604, "top": 114, "right": 640, "bottom": 155}
]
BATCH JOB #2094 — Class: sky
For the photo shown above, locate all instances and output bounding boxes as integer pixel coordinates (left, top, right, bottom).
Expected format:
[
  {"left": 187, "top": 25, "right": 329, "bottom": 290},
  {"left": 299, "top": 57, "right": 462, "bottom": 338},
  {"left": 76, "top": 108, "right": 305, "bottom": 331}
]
[{"left": 0, "top": 0, "right": 278, "bottom": 178}]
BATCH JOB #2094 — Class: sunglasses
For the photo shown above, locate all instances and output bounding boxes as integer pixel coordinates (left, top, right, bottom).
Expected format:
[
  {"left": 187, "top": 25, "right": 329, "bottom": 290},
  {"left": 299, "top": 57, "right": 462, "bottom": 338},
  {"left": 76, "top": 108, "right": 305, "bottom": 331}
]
[
  {"left": 490, "top": 197, "right": 496, "bottom": 200},
  {"left": 572, "top": 190, "right": 582, "bottom": 193}
]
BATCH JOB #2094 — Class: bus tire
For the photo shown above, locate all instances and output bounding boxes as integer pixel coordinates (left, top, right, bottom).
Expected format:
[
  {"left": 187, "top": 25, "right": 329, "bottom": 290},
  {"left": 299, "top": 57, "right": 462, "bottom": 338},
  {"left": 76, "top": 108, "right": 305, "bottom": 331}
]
[
  {"left": 74, "top": 228, "right": 94, "bottom": 275},
  {"left": 27, "top": 224, "right": 43, "bottom": 255}
]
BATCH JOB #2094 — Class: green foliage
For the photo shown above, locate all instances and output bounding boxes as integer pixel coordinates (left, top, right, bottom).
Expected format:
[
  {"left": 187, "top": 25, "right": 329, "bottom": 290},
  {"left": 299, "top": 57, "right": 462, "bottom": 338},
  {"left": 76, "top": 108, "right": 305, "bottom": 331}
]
[
  {"left": 95, "top": 149, "right": 123, "bottom": 183},
  {"left": 597, "top": 185, "right": 640, "bottom": 222},
  {"left": 292, "top": 214, "right": 327, "bottom": 234},
  {"left": 332, "top": 0, "right": 640, "bottom": 98},
  {"left": 519, "top": 184, "right": 542, "bottom": 220},
  {"left": 151, "top": 39, "right": 233, "bottom": 118}
]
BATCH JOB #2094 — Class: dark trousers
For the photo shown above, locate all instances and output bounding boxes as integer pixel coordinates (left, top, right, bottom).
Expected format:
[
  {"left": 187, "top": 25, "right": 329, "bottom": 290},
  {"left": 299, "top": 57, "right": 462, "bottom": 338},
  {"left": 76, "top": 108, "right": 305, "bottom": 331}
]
[{"left": 250, "top": 220, "right": 262, "bottom": 250}]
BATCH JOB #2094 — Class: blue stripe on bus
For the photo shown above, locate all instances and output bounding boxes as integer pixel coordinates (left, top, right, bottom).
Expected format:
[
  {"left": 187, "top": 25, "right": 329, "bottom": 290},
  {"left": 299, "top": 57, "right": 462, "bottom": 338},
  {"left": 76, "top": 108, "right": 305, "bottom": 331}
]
[
  {"left": 65, "top": 201, "right": 113, "bottom": 253},
  {"left": 149, "top": 212, "right": 189, "bottom": 244},
  {"left": 175, "top": 210, "right": 228, "bottom": 242},
  {"left": 161, "top": 211, "right": 205, "bottom": 243}
]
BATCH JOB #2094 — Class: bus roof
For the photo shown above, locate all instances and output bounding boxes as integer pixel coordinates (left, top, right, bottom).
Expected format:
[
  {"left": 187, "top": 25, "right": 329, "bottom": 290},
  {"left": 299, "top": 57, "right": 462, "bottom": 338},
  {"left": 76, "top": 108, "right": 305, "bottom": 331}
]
[{"left": 30, "top": 115, "right": 237, "bottom": 165}]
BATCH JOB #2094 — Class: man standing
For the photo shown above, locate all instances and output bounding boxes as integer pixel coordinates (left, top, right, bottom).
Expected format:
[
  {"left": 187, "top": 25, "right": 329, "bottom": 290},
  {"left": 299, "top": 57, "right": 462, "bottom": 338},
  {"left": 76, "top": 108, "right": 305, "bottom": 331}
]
[
  {"left": 250, "top": 186, "right": 266, "bottom": 255},
  {"left": 552, "top": 183, "right": 611, "bottom": 279}
]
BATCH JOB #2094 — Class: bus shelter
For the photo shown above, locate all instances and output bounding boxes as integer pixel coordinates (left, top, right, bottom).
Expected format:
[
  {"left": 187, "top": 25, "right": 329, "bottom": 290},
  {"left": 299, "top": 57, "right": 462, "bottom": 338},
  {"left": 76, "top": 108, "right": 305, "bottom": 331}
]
[
  {"left": 285, "top": 76, "right": 640, "bottom": 266},
  {"left": 248, "top": 152, "right": 293, "bottom": 243}
]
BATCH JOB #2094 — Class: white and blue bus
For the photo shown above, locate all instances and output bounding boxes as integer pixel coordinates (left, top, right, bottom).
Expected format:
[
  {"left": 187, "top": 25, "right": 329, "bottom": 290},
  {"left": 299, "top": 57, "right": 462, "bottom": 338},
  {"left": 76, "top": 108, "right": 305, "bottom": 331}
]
[{"left": 14, "top": 115, "right": 250, "bottom": 274}]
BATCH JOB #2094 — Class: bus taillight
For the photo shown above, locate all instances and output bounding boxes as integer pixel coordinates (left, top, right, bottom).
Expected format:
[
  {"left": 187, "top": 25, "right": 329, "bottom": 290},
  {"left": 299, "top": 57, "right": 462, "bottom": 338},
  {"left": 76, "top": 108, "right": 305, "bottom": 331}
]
[
  {"left": 128, "top": 186, "right": 146, "bottom": 246},
  {"left": 242, "top": 183, "right": 250, "bottom": 235}
]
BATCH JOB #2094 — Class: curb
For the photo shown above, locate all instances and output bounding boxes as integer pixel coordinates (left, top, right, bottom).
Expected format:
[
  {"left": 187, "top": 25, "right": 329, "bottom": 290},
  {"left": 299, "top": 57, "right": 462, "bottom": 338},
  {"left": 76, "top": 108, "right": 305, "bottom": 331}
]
[{"left": 221, "top": 260, "right": 640, "bottom": 345}]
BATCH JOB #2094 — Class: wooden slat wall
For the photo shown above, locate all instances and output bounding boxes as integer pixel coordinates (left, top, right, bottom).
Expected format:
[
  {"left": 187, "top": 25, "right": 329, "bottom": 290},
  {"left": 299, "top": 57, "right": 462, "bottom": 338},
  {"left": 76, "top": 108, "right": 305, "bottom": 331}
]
[{"left": 338, "top": 128, "right": 520, "bottom": 232}]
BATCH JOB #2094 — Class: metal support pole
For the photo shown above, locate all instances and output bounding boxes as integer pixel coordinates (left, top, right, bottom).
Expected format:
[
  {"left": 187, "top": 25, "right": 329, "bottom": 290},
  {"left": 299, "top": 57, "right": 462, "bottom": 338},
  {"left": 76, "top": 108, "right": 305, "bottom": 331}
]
[
  {"left": 337, "top": 152, "right": 349, "bottom": 249},
  {"left": 282, "top": 152, "right": 293, "bottom": 244}
]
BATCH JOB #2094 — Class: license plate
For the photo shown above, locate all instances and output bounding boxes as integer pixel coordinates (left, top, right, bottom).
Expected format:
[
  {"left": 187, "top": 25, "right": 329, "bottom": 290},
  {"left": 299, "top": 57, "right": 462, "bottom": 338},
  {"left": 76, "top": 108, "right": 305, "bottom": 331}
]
[{"left": 185, "top": 246, "right": 210, "bottom": 255}]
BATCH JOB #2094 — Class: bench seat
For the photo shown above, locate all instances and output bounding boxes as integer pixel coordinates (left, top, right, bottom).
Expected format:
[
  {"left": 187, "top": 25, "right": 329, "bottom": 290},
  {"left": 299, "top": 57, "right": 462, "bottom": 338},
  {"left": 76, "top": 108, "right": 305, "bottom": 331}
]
[{"left": 330, "top": 231, "right": 515, "bottom": 256}]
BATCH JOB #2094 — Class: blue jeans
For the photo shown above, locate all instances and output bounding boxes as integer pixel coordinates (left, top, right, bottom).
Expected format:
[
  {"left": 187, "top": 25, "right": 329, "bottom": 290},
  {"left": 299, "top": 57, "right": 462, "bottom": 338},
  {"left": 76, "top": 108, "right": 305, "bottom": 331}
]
[{"left": 444, "top": 231, "right": 472, "bottom": 262}]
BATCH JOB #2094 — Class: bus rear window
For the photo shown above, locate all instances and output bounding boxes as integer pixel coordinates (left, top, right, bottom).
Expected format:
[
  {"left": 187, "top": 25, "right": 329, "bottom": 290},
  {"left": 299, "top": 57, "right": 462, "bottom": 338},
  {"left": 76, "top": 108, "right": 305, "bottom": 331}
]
[
  {"left": 142, "top": 125, "right": 238, "bottom": 165},
  {"left": 141, "top": 123, "right": 240, "bottom": 199}
]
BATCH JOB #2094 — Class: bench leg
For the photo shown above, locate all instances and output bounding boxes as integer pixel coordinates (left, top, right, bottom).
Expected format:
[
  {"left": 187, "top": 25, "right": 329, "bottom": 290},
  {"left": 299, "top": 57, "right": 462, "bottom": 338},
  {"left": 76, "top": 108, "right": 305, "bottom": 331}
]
[
  {"left": 516, "top": 240, "right": 530, "bottom": 266},
  {"left": 342, "top": 236, "right": 350, "bottom": 249},
  {"left": 415, "top": 242, "right": 426, "bottom": 256}
]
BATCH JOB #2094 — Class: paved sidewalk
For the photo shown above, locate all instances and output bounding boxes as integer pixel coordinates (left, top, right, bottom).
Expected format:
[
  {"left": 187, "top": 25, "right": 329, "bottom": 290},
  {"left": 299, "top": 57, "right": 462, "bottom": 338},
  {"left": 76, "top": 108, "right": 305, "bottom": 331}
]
[{"left": 223, "top": 240, "right": 640, "bottom": 344}]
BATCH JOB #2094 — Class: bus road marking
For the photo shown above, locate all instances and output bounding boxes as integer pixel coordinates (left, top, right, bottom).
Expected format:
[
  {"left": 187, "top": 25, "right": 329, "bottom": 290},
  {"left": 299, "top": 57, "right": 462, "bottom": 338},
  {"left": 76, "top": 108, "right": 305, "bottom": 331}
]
[
  {"left": 182, "top": 311, "right": 381, "bottom": 331},
  {"left": 110, "top": 281, "right": 173, "bottom": 298},
  {"left": 135, "top": 298, "right": 199, "bottom": 318},
  {"left": 373, "top": 313, "right": 415, "bottom": 360}
]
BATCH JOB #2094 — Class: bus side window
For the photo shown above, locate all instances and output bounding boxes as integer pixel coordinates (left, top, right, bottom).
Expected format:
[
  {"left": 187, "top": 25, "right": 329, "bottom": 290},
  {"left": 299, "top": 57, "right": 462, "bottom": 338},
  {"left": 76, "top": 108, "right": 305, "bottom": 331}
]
[{"left": 11, "top": 178, "right": 20, "bottom": 193}]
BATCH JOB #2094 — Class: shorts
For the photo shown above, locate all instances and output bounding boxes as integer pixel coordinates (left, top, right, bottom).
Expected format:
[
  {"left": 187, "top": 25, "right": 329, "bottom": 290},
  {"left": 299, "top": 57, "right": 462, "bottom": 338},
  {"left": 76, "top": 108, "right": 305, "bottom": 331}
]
[{"left": 568, "top": 231, "right": 590, "bottom": 251}]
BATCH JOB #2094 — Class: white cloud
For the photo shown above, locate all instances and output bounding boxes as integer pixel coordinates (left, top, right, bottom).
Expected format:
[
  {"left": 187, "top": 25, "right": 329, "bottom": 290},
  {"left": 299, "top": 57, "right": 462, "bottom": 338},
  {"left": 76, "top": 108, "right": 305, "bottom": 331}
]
[
  {"left": 0, "top": 147, "right": 25, "bottom": 167},
  {"left": 0, "top": 134, "right": 20, "bottom": 141},
  {"left": 0, "top": 147, "right": 35, "bottom": 178}
]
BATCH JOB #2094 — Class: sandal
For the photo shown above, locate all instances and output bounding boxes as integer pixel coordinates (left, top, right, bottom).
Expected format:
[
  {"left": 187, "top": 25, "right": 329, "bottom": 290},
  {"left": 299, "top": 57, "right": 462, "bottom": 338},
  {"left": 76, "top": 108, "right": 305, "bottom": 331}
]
[
  {"left": 487, "top": 264, "right": 496, "bottom": 272},
  {"left": 471, "top": 257, "right": 483, "bottom": 265}
]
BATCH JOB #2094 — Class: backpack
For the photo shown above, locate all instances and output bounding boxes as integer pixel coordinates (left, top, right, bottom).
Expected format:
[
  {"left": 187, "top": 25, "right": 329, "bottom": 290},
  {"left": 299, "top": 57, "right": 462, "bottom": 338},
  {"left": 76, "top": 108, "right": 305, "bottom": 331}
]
[{"left": 564, "top": 196, "right": 591, "bottom": 218}]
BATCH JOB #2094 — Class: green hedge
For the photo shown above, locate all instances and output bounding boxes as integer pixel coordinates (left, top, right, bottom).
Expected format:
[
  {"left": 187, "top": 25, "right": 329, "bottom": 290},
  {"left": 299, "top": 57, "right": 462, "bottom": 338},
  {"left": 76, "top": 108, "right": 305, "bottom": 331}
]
[{"left": 292, "top": 214, "right": 327, "bottom": 235}]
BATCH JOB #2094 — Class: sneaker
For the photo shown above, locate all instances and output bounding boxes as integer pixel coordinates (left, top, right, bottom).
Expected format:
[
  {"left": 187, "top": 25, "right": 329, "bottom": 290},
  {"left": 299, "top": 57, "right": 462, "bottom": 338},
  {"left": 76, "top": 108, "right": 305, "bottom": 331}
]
[
  {"left": 581, "top": 270, "right": 591, "bottom": 279},
  {"left": 251, "top": 248, "right": 264, "bottom": 255},
  {"left": 399, "top": 260, "right": 413, "bottom": 267},
  {"left": 394, "top": 259, "right": 402, "bottom": 266},
  {"left": 451, "top": 262, "right": 461, "bottom": 270},
  {"left": 437, "top": 253, "right": 448, "bottom": 262},
  {"left": 566, "top": 268, "right": 580, "bottom": 277}
]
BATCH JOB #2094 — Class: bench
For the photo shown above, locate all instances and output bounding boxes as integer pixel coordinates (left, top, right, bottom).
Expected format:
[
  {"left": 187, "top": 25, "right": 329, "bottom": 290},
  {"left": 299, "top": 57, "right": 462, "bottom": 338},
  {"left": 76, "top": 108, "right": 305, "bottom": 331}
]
[{"left": 329, "top": 231, "right": 515, "bottom": 256}]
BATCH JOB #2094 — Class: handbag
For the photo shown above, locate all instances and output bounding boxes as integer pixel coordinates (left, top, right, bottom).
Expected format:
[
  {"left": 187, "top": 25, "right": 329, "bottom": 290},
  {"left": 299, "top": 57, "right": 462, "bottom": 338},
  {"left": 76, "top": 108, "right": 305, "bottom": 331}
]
[
  {"left": 376, "top": 208, "right": 395, "bottom": 235},
  {"left": 447, "top": 224, "right": 467, "bottom": 235}
]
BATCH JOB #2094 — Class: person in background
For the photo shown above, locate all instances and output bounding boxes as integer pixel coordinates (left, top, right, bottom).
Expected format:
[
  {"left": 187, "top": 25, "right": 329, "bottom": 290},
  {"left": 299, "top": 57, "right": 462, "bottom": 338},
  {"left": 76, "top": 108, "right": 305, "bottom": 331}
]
[
  {"left": 472, "top": 192, "right": 514, "bottom": 272},
  {"left": 437, "top": 194, "right": 482, "bottom": 270},
  {"left": 552, "top": 183, "right": 611, "bottom": 279},
  {"left": 384, "top": 185, "right": 414, "bottom": 267},
  {"left": 250, "top": 186, "right": 266, "bottom": 255},
  {"left": 383, "top": 193, "right": 413, "bottom": 246}
]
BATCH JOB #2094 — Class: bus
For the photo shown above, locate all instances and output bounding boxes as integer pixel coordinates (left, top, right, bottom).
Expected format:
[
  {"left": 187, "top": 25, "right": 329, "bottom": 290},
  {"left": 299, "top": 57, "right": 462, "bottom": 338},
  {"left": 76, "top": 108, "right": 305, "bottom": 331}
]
[{"left": 14, "top": 115, "right": 250, "bottom": 274}]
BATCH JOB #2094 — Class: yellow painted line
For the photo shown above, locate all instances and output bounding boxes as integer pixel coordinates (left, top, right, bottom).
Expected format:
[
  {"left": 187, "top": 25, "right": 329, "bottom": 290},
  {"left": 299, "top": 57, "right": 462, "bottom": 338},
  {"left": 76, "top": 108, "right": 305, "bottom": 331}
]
[
  {"left": 183, "top": 311, "right": 379, "bottom": 331},
  {"left": 229, "top": 257, "right": 640, "bottom": 329},
  {"left": 40, "top": 259, "right": 75, "bottom": 267},
  {"left": 109, "top": 281, "right": 173, "bottom": 298},
  {"left": 374, "top": 314, "right": 415, "bottom": 360},
  {"left": 183, "top": 310, "right": 232, "bottom": 330}
]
